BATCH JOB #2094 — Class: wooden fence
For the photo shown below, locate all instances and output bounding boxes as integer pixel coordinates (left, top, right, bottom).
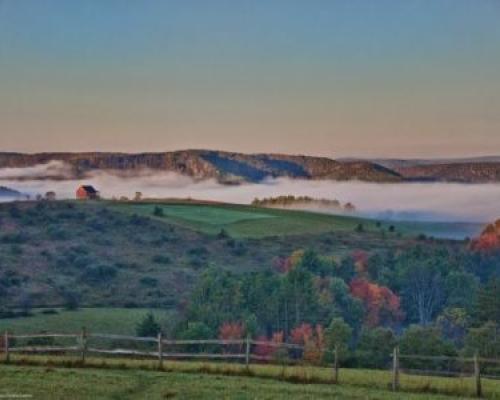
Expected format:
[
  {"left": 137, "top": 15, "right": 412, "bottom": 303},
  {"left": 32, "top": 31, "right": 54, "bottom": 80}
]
[
  {"left": 2, "top": 329, "right": 306, "bottom": 368},
  {"left": 392, "top": 346, "right": 500, "bottom": 397},
  {"left": 3, "top": 330, "right": 500, "bottom": 397}
]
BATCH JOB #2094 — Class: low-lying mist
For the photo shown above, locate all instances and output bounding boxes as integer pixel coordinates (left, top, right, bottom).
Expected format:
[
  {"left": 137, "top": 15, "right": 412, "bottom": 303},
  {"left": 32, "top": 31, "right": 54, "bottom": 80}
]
[{"left": 1, "top": 164, "right": 500, "bottom": 224}]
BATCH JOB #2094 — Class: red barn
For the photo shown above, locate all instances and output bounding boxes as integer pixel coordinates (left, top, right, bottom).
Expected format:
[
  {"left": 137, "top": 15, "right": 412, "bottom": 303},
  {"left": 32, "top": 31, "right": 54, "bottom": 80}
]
[{"left": 76, "top": 185, "right": 100, "bottom": 200}]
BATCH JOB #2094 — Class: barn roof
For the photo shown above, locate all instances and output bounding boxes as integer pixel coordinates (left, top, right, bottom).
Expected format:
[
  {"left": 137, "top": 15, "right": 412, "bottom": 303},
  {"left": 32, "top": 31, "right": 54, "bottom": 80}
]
[{"left": 80, "top": 185, "right": 98, "bottom": 194}]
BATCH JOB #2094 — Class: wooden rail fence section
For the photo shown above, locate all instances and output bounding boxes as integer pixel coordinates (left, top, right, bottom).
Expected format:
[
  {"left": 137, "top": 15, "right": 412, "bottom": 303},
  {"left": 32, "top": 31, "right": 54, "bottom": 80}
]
[
  {"left": 2, "top": 329, "right": 496, "bottom": 397},
  {"left": 2, "top": 330, "right": 307, "bottom": 367}
]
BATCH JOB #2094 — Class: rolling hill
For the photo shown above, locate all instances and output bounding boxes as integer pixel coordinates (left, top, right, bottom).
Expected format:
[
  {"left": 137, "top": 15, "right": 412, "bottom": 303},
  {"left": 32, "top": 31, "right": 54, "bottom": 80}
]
[{"left": 0, "top": 200, "right": 452, "bottom": 310}]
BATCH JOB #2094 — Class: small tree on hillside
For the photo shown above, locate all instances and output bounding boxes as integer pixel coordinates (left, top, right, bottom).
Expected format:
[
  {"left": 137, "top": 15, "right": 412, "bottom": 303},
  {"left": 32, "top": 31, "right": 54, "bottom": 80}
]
[
  {"left": 153, "top": 206, "right": 164, "bottom": 217},
  {"left": 136, "top": 312, "right": 161, "bottom": 337},
  {"left": 62, "top": 291, "right": 80, "bottom": 311}
]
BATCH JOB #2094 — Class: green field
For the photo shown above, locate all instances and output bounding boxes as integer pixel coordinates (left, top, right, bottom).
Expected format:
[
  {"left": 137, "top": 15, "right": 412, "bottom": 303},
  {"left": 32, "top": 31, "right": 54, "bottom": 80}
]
[
  {"left": 112, "top": 201, "right": 398, "bottom": 238},
  {"left": 0, "top": 365, "right": 461, "bottom": 400},
  {"left": 0, "top": 308, "right": 170, "bottom": 335},
  {"left": 1, "top": 358, "right": 496, "bottom": 399},
  {"left": 110, "top": 200, "right": 483, "bottom": 239}
]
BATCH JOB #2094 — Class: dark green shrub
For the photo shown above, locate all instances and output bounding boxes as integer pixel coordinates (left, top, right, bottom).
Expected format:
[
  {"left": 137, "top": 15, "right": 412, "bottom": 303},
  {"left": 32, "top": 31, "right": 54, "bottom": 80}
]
[
  {"left": 136, "top": 312, "right": 161, "bottom": 337},
  {"left": 140, "top": 277, "right": 159, "bottom": 287},
  {"left": 152, "top": 255, "right": 171, "bottom": 265},
  {"left": 153, "top": 206, "right": 164, "bottom": 217},
  {"left": 83, "top": 265, "right": 118, "bottom": 283}
]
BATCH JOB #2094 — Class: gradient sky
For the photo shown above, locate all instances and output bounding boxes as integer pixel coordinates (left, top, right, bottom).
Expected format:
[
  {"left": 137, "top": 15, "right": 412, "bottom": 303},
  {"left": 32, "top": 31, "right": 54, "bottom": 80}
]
[{"left": 1, "top": 0, "right": 500, "bottom": 157}]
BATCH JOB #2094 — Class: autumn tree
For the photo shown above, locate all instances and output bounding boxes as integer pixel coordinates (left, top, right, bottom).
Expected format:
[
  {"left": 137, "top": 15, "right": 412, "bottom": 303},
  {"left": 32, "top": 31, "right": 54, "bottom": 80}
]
[
  {"left": 254, "top": 331, "right": 284, "bottom": 360},
  {"left": 219, "top": 321, "right": 245, "bottom": 353},
  {"left": 349, "top": 278, "right": 402, "bottom": 327},
  {"left": 290, "top": 323, "right": 325, "bottom": 364},
  {"left": 219, "top": 321, "right": 245, "bottom": 340}
]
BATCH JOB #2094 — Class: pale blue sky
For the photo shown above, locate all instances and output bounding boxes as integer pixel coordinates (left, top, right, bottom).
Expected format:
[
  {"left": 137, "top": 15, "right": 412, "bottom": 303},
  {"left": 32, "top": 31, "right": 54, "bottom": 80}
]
[{"left": 1, "top": 0, "right": 499, "bottom": 157}]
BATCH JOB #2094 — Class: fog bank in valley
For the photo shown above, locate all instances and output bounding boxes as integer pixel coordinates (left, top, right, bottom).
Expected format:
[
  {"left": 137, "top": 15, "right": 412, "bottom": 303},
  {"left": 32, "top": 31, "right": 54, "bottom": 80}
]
[{"left": 1, "top": 163, "right": 499, "bottom": 224}]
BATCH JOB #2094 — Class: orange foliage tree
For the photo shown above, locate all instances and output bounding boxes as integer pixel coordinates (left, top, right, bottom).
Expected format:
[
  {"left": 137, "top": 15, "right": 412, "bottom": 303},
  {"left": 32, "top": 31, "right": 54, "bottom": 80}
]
[
  {"left": 290, "top": 323, "right": 325, "bottom": 364},
  {"left": 218, "top": 321, "right": 244, "bottom": 340},
  {"left": 349, "top": 278, "right": 403, "bottom": 327},
  {"left": 272, "top": 250, "right": 305, "bottom": 274},
  {"left": 471, "top": 220, "right": 500, "bottom": 251},
  {"left": 352, "top": 250, "right": 369, "bottom": 276},
  {"left": 254, "top": 331, "right": 284, "bottom": 360},
  {"left": 218, "top": 321, "right": 245, "bottom": 353}
]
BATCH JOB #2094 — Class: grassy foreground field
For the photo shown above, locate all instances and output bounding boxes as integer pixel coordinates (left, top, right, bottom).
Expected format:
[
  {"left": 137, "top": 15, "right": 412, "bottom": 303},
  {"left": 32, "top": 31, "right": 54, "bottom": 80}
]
[
  {"left": 3, "top": 355, "right": 500, "bottom": 399},
  {"left": 0, "top": 363, "right": 482, "bottom": 400}
]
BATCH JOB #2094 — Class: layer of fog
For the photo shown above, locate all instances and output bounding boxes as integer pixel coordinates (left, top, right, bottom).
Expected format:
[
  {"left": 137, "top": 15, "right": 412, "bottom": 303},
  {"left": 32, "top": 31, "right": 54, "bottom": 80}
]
[
  {"left": 0, "top": 160, "right": 74, "bottom": 179},
  {"left": 1, "top": 166, "right": 500, "bottom": 225}
]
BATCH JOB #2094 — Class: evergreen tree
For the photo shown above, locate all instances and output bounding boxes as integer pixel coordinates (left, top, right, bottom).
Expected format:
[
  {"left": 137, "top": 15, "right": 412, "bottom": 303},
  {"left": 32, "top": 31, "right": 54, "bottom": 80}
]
[{"left": 136, "top": 312, "right": 161, "bottom": 337}]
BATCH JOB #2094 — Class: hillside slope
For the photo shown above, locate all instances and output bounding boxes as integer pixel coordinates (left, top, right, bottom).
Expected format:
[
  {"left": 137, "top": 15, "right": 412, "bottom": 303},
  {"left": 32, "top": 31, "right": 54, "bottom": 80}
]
[{"left": 0, "top": 201, "right": 418, "bottom": 308}]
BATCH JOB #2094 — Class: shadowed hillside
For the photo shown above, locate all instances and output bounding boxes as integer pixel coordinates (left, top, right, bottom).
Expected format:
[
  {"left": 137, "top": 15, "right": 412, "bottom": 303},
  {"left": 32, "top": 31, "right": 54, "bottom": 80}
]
[{"left": 0, "top": 201, "right": 425, "bottom": 309}]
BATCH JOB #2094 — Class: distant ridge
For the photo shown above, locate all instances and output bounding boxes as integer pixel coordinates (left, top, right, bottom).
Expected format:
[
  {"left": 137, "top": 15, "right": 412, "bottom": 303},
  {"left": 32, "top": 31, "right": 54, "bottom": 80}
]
[
  {"left": 0, "top": 150, "right": 402, "bottom": 183},
  {"left": 1, "top": 150, "right": 500, "bottom": 183},
  {"left": 341, "top": 156, "right": 500, "bottom": 183}
]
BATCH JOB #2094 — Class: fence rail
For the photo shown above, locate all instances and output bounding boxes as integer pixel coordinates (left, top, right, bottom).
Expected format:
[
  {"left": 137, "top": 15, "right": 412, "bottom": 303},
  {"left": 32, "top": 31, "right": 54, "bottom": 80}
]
[{"left": 1, "top": 329, "right": 308, "bottom": 369}]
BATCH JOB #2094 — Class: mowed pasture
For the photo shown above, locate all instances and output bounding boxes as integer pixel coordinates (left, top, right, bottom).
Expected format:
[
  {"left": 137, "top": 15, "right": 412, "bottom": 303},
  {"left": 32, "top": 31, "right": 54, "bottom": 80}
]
[
  {"left": 2, "top": 356, "right": 499, "bottom": 399},
  {"left": 0, "top": 308, "right": 169, "bottom": 335},
  {"left": 0, "top": 365, "right": 461, "bottom": 400},
  {"left": 112, "top": 201, "right": 405, "bottom": 238},
  {"left": 110, "top": 200, "right": 481, "bottom": 239}
]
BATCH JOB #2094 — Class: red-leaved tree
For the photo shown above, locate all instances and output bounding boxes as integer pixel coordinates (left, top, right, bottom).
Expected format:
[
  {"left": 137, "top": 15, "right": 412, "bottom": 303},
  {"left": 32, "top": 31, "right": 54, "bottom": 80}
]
[
  {"left": 290, "top": 323, "right": 325, "bottom": 364},
  {"left": 470, "top": 220, "right": 500, "bottom": 251},
  {"left": 218, "top": 322, "right": 245, "bottom": 353},
  {"left": 349, "top": 278, "right": 403, "bottom": 327},
  {"left": 254, "top": 331, "right": 284, "bottom": 360}
]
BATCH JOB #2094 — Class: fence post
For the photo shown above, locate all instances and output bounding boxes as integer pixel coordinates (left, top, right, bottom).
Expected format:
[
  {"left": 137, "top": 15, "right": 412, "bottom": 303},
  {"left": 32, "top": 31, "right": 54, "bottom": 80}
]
[
  {"left": 4, "top": 331, "right": 9, "bottom": 363},
  {"left": 245, "top": 336, "right": 250, "bottom": 368},
  {"left": 80, "top": 327, "right": 87, "bottom": 364},
  {"left": 392, "top": 346, "right": 400, "bottom": 392},
  {"left": 158, "top": 332, "right": 163, "bottom": 369},
  {"left": 333, "top": 347, "right": 339, "bottom": 383},
  {"left": 474, "top": 352, "right": 482, "bottom": 398}
]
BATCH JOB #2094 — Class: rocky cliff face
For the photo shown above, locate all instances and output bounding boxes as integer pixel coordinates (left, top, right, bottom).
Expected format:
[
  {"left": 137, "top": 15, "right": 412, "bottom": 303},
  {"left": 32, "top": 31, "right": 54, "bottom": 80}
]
[{"left": 0, "top": 150, "right": 403, "bottom": 183}]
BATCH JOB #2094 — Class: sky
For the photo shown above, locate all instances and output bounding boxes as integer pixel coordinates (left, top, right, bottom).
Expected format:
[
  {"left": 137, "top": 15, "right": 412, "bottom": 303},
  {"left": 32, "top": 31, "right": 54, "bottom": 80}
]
[{"left": 1, "top": 0, "right": 500, "bottom": 158}]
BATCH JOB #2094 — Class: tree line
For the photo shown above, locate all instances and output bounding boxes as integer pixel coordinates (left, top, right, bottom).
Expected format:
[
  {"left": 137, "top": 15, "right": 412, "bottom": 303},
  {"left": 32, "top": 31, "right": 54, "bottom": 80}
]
[{"left": 149, "top": 244, "right": 500, "bottom": 366}]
